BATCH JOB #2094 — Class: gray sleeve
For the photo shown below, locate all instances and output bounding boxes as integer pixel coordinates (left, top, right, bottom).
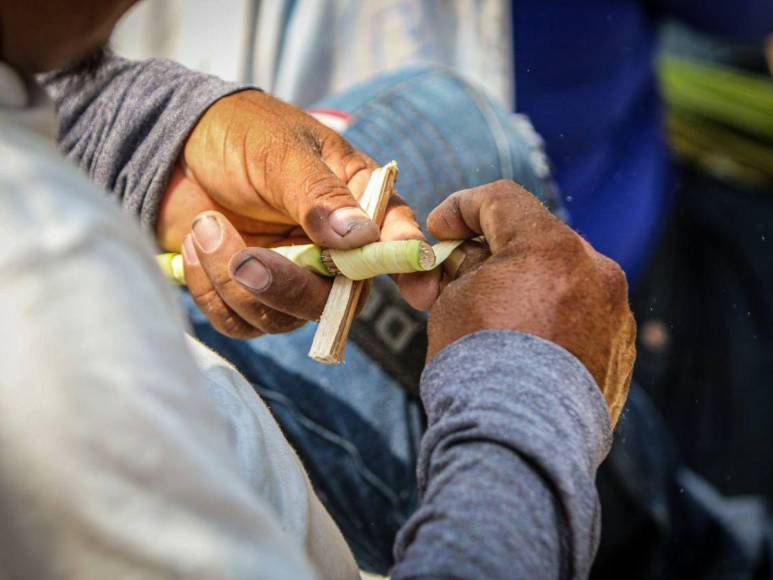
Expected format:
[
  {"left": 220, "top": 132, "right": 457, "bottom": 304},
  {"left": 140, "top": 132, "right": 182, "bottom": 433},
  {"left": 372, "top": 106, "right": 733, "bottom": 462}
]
[
  {"left": 392, "top": 331, "right": 613, "bottom": 580},
  {"left": 39, "top": 53, "right": 251, "bottom": 229}
]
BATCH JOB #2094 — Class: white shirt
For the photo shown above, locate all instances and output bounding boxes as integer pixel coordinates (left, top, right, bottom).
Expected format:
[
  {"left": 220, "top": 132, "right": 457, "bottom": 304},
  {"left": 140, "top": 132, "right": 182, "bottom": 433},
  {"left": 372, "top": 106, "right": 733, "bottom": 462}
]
[
  {"left": 0, "top": 63, "right": 358, "bottom": 580},
  {"left": 114, "top": 0, "right": 514, "bottom": 108}
]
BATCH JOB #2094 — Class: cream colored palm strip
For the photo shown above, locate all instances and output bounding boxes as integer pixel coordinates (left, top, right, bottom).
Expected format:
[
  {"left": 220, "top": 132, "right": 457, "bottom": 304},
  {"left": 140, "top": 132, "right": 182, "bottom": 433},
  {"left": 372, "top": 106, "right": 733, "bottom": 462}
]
[{"left": 156, "top": 239, "right": 466, "bottom": 286}]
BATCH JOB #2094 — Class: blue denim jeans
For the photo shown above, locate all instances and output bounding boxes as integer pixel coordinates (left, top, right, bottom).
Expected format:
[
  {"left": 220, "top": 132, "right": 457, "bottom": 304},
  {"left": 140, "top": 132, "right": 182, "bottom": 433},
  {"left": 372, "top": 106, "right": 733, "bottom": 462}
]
[{"left": 188, "top": 66, "right": 557, "bottom": 573}]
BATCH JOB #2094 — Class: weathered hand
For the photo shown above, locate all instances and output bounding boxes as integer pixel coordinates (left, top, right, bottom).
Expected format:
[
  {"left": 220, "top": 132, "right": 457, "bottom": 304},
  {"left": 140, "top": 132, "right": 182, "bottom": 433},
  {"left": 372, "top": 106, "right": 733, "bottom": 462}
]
[
  {"left": 426, "top": 180, "right": 636, "bottom": 425},
  {"left": 181, "top": 210, "right": 338, "bottom": 338},
  {"left": 159, "top": 90, "right": 439, "bottom": 337}
]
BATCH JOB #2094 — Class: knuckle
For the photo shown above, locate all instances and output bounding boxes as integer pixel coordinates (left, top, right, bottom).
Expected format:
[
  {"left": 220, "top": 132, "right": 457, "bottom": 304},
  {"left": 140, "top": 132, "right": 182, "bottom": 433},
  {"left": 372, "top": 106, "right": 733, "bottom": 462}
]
[
  {"left": 272, "top": 274, "right": 327, "bottom": 320},
  {"left": 492, "top": 178, "right": 521, "bottom": 192},
  {"left": 387, "top": 192, "right": 409, "bottom": 209},
  {"left": 488, "top": 180, "right": 523, "bottom": 202},
  {"left": 559, "top": 229, "right": 586, "bottom": 252},
  {"left": 298, "top": 127, "right": 324, "bottom": 156},
  {"left": 301, "top": 172, "right": 349, "bottom": 202},
  {"left": 217, "top": 314, "right": 255, "bottom": 339},
  {"left": 322, "top": 130, "right": 356, "bottom": 158},
  {"left": 204, "top": 262, "right": 235, "bottom": 291},
  {"left": 339, "top": 150, "right": 373, "bottom": 180},
  {"left": 488, "top": 179, "right": 534, "bottom": 203},
  {"left": 292, "top": 123, "right": 319, "bottom": 146},
  {"left": 281, "top": 273, "right": 312, "bottom": 305},
  {"left": 443, "top": 192, "right": 463, "bottom": 219},
  {"left": 599, "top": 257, "right": 629, "bottom": 302},
  {"left": 191, "top": 287, "right": 223, "bottom": 316},
  {"left": 193, "top": 288, "right": 255, "bottom": 338},
  {"left": 540, "top": 229, "right": 586, "bottom": 261},
  {"left": 258, "top": 313, "right": 305, "bottom": 334}
]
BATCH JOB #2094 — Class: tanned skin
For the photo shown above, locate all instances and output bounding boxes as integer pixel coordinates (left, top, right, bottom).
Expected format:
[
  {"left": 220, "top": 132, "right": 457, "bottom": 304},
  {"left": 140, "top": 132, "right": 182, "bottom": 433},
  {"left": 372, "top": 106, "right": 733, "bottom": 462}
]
[{"left": 428, "top": 181, "right": 636, "bottom": 426}]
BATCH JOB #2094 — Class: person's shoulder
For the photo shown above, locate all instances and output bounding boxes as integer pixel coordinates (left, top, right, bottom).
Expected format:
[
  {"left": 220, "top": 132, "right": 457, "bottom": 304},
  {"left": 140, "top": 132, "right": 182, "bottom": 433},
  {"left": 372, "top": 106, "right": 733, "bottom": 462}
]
[
  {"left": 0, "top": 116, "right": 141, "bottom": 251},
  {"left": 0, "top": 116, "right": 65, "bottom": 190},
  {"left": 0, "top": 116, "right": 104, "bottom": 208}
]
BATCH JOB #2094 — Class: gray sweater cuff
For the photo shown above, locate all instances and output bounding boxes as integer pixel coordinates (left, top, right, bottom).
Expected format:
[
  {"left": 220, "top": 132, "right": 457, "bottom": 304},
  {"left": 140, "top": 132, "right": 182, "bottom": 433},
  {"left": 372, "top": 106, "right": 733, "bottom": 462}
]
[
  {"left": 396, "top": 330, "right": 612, "bottom": 578},
  {"left": 41, "top": 54, "right": 252, "bottom": 229},
  {"left": 420, "top": 330, "right": 612, "bottom": 472}
]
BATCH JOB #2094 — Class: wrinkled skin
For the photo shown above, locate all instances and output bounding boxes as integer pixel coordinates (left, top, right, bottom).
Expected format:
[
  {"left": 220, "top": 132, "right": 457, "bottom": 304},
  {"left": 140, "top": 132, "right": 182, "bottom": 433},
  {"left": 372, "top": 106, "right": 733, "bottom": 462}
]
[
  {"left": 163, "top": 90, "right": 439, "bottom": 337},
  {"left": 427, "top": 180, "right": 636, "bottom": 426}
]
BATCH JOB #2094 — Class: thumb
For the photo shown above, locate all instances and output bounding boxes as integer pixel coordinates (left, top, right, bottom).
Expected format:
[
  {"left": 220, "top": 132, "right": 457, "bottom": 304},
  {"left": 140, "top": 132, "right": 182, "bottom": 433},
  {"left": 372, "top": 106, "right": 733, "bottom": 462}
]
[{"left": 278, "top": 147, "right": 380, "bottom": 250}]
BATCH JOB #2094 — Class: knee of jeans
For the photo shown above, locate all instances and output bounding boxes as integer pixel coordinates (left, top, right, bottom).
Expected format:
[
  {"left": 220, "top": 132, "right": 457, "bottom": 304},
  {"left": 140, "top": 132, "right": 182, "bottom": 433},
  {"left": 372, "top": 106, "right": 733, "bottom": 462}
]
[
  {"left": 314, "top": 65, "right": 562, "bottom": 222},
  {"left": 313, "top": 64, "right": 470, "bottom": 112}
]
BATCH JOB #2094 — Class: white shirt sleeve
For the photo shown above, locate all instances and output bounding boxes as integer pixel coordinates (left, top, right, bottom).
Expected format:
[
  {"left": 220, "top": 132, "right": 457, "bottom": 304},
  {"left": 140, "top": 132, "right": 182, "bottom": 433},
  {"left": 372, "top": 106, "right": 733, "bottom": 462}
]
[{"left": 0, "top": 119, "right": 357, "bottom": 580}]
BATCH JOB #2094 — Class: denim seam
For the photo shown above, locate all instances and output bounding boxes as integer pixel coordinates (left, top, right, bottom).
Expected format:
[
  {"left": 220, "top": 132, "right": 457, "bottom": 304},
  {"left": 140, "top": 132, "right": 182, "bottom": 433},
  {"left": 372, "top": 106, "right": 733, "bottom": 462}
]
[
  {"left": 347, "top": 112, "right": 441, "bottom": 221},
  {"left": 380, "top": 93, "right": 467, "bottom": 187},
  {"left": 345, "top": 116, "right": 393, "bottom": 165},
  {"left": 343, "top": 66, "right": 466, "bottom": 119},
  {"left": 348, "top": 105, "right": 436, "bottom": 200},
  {"left": 458, "top": 81, "right": 514, "bottom": 181},
  {"left": 347, "top": 66, "right": 515, "bottom": 185},
  {"left": 342, "top": 68, "right": 444, "bottom": 116}
]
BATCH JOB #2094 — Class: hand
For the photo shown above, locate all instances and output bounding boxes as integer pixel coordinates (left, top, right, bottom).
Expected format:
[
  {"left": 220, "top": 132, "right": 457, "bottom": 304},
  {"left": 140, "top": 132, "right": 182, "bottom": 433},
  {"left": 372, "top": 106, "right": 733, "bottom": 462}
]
[
  {"left": 180, "top": 210, "right": 336, "bottom": 337},
  {"left": 426, "top": 180, "right": 636, "bottom": 425},
  {"left": 159, "top": 90, "right": 439, "bottom": 337}
]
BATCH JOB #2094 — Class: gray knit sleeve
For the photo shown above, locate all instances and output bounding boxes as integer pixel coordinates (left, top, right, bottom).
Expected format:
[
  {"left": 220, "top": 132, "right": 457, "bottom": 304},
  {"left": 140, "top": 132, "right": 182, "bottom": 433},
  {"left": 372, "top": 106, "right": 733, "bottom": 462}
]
[
  {"left": 39, "top": 52, "right": 251, "bottom": 229},
  {"left": 392, "top": 331, "right": 613, "bottom": 579}
]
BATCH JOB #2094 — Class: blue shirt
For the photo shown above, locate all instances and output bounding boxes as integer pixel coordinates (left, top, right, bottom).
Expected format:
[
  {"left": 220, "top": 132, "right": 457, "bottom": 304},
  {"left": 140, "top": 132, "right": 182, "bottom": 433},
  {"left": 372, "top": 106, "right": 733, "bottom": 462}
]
[{"left": 513, "top": 0, "right": 773, "bottom": 282}]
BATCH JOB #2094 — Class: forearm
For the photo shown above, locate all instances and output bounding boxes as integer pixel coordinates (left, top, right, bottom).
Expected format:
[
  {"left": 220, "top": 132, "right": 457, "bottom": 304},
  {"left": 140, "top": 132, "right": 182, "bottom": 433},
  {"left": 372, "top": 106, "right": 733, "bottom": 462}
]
[
  {"left": 39, "top": 52, "right": 250, "bottom": 229},
  {"left": 392, "top": 331, "right": 612, "bottom": 579}
]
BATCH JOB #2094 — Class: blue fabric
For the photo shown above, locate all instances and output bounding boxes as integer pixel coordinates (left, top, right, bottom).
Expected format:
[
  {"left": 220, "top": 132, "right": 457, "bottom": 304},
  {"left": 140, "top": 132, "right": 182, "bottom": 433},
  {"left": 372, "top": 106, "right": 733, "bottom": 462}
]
[
  {"left": 316, "top": 66, "right": 561, "bottom": 227},
  {"left": 512, "top": 0, "right": 773, "bottom": 283},
  {"left": 513, "top": 1, "right": 671, "bottom": 283},
  {"left": 512, "top": 1, "right": 773, "bottom": 283}
]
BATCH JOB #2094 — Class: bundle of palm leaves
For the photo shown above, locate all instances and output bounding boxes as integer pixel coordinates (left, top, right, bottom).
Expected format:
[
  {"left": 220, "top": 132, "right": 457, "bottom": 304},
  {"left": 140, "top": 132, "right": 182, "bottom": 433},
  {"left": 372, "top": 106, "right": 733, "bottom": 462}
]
[{"left": 659, "top": 56, "right": 773, "bottom": 191}]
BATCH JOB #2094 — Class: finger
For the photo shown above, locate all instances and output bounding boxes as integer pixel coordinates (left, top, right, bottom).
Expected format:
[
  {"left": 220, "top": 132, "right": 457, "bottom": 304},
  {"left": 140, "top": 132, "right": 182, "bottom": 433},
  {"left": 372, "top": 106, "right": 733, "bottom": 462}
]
[
  {"left": 267, "top": 134, "right": 380, "bottom": 250},
  {"left": 379, "top": 193, "right": 425, "bottom": 242},
  {"left": 315, "top": 130, "right": 441, "bottom": 310},
  {"left": 427, "top": 180, "right": 556, "bottom": 252},
  {"left": 182, "top": 234, "right": 264, "bottom": 339},
  {"left": 230, "top": 247, "right": 333, "bottom": 320},
  {"left": 317, "top": 131, "right": 378, "bottom": 203},
  {"left": 394, "top": 270, "right": 441, "bottom": 311},
  {"left": 440, "top": 240, "right": 492, "bottom": 287},
  {"left": 378, "top": 194, "right": 442, "bottom": 310},
  {"left": 189, "top": 211, "right": 304, "bottom": 334}
]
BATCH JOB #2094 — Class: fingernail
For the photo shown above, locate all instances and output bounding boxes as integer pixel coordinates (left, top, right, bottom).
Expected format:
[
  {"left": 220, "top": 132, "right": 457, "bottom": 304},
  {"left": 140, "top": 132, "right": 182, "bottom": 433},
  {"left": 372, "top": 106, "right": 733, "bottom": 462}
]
[
  {"left": 329, "top": 206, "right": 374, "bottom": 237},
  {"left": 192, "top": 214, "right": 222, "bottom": 252},
  {"left": 233, "top": 256, "right": 272, "bottom": 292},
  {"left": 181, "top": 234, "right": 199, "bottom": 265}
]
